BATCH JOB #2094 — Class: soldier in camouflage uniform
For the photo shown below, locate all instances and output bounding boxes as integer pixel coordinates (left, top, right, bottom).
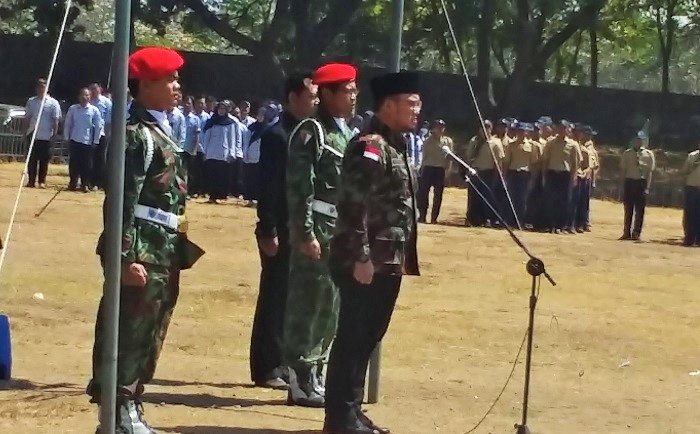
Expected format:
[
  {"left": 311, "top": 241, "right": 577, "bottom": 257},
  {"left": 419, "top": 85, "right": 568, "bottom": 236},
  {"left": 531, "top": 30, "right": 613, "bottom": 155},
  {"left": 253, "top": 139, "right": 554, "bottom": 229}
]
[
  {"left": 324, "top": 72, "right": 421, "bottom": 434},
  {"left": 87, "top": 47, "right": 204, "bottom": 434},
  {"left": 283, "top": 63, "right": 358, "bottom": 407}
]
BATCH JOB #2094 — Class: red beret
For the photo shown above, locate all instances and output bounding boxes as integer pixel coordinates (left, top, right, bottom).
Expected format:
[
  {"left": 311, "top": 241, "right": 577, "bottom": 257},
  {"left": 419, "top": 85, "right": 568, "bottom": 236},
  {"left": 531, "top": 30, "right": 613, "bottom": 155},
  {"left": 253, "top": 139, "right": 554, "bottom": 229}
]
[
  {"left": 313, "top": 63, "right": 357, "bottom": 85},
  {"left": 128, "top": 47, "right": 184, "bottom": 80}
]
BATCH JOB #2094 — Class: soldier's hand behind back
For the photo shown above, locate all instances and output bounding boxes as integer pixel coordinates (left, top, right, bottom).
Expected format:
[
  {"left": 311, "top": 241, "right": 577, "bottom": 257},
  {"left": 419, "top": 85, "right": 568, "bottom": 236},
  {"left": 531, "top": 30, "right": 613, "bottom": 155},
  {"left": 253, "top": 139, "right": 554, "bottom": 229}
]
[
  {"left": 259, "top": 236, "right": 279, "bottom": 257},
  {"left": 122, "top": 263, "right": 148, "bottom": 288},
  {"left": 353, "top": 260, "right": 374, "bottom": 285},
  {"left": 299, "top": 239, "right": 321, "bottom": 260}
]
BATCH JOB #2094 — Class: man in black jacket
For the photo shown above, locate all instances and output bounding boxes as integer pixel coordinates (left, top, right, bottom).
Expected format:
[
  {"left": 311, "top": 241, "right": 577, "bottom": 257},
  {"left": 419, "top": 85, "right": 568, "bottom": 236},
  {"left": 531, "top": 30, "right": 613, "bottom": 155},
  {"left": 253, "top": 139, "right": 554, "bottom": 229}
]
[{"left": 250, "top": 73, "right": 319, "bottom": 388}]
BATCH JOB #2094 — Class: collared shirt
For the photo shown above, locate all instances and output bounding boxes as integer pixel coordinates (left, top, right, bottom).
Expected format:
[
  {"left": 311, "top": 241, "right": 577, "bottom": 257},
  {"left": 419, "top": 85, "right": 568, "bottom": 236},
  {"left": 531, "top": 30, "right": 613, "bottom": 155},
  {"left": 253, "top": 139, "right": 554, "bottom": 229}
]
[
  {"left": 405, "top": 132, "right": 423, "bottom": 170},
  {"left": 586, "top": 142, "right": 600, "bottom": 171},
  {"left": 421, "top": 134, "right": 453, "bottom": 169},
  {"left": 505, "top": 139, "right": 538, "bottom": 172},
  {"left": 195, "top": 111, "right": 211, "bottom": 153},
  {"left": 228, "top": 115, "right": 245, "bottom": 159},
  {"left": 147, "top": 110, "right": 172, "bottom": 137},
  {"left": 543, "top": 137, "right": 580, "bottom": 172},
  {"left": 90, "top": 95, "right": 112, "bottom": 137},
  {"left": 471, "top": 137, "right": 505, "bottom": 170},
  {"left": 682, "top": 150, "right": 700, "bottom": 187},
  {"left": 25, "top": 95, "right": 61, "bottom": 141},
  {"left": 63, "top": 103, "right": 101, "bottom": 145},
  {"left": 183, "top": 112, "right": 202, "bottom": 155},
  {"left": 202, "top": 122, "right": 237, "bottom": 162},
  {"left": 243, "top": 115, "right": 256, "bottom": 127},
  {"left": 620, "top": 147, "right": 655, "bottom": 180},
  {"left": 167, "top": 107, "right": 186, "bottom": 147}
]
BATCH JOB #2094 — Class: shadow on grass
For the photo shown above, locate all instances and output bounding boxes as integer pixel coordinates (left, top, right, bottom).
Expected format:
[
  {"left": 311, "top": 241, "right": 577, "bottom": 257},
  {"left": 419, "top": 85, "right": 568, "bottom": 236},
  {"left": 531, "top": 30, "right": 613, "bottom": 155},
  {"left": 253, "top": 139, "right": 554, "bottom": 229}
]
[
  {"left": 161, "top": 427, "right": 319, "bottom": 434},
  {"left": 142, "top": 392, "right": 285, "bottom": 409},
  {"left": 646, "top": 237, "right": 689, "bottom": 247},
  {"left": 0, "top": 378, "right": 82, "bottom": 391},
  {"left": 151, "top": 378, "right": 261, "bottom": 390}
]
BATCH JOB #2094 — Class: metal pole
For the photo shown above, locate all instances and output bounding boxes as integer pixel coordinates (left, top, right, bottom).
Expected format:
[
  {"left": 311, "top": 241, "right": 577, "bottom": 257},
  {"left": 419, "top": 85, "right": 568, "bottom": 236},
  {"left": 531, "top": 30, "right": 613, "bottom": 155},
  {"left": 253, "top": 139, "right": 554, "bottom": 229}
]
[
  {"left": 99, "top": 0, "right": 131, "bottom": 431},
  {"left": 368, "top": 0, "right": 404, "bottom": 405}
]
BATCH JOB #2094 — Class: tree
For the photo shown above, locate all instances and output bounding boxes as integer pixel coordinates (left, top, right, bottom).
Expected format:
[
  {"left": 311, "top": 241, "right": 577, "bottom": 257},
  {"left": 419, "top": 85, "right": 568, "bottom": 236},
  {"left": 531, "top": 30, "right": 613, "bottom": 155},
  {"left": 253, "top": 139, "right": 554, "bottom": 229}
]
[{"left": 0, "top": 0, "right": 93, "bottom": 37}]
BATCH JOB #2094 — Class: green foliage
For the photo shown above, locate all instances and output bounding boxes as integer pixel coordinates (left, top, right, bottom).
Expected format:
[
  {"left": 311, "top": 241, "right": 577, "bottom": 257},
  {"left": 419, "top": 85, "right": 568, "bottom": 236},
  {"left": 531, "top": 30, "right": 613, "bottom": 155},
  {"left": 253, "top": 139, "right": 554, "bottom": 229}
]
[{"left": 3, "top": 0, "right": 700, "bottom": 95}]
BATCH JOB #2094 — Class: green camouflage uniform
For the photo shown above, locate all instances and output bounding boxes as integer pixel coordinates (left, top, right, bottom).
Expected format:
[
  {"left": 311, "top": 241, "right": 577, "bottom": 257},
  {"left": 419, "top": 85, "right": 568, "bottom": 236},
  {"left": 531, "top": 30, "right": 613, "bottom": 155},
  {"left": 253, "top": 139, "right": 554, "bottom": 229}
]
[
  {"left": 330, "top": 117, "right": 419, "bottom": 276},
  {"left": 283, "top": 108, "right": 354, "bottom": 373},
  {"left": 87, "top": 102, "right": 204, "bottom": 402}
]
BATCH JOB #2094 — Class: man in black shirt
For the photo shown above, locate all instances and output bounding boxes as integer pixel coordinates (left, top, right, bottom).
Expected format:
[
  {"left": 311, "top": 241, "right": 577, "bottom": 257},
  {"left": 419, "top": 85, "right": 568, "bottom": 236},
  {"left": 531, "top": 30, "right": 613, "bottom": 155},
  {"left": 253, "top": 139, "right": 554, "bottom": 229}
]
[{"left": 250, "top": 73, "right": 319, "bottom": 388}]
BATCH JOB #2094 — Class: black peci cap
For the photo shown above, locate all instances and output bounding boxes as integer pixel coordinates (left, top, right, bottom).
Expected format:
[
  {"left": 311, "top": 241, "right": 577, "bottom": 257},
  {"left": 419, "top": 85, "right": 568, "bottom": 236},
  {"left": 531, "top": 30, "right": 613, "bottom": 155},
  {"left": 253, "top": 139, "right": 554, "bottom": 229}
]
[{"left": 370, "top": 72, "right": 421, "bottom": 103}]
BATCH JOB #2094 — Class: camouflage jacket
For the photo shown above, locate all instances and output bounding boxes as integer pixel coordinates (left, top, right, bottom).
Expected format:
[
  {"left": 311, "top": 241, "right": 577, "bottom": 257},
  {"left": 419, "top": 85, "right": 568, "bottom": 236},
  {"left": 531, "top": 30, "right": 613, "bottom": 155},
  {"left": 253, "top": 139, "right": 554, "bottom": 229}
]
[
  {"left": 97, "top": 102, "right": 204, "bottom": 270},
  {"left": 330, "top": 117, "right": 420, "bottom": 276},
  {"left": 286, "top": 107, "right": 354, "bottom": 245}
]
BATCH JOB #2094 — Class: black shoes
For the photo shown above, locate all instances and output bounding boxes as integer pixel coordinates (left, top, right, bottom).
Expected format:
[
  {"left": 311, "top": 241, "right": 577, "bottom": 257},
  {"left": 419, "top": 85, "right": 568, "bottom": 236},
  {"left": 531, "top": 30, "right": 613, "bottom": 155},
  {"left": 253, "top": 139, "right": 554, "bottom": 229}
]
[
  {"left": 287, "top": 366, "right": 325, "bottom": 408},
  {"left": 323, "top": 409, "right": 389, "bottom": 434}
]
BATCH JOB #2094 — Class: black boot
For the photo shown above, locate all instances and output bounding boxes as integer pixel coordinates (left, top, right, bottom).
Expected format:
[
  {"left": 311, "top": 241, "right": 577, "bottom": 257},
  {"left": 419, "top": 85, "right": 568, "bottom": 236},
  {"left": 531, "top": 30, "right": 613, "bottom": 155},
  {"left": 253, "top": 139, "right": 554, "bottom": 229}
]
[{"left": 287, "top": 366, "right": 325, "bottom": 408}]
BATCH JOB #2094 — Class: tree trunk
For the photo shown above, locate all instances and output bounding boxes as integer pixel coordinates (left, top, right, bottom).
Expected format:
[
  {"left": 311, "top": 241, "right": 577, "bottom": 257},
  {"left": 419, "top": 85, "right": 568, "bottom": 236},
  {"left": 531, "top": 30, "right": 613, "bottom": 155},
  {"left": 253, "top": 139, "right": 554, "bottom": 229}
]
[
  {"left": 590, "top": 25, "right": 598, "bottom": 88},
  {"left": 476, "top": 0, "right": 496, "bottom": 111},
  {"left": 566, "top": 30, "right": 583, "bottom": 85}
]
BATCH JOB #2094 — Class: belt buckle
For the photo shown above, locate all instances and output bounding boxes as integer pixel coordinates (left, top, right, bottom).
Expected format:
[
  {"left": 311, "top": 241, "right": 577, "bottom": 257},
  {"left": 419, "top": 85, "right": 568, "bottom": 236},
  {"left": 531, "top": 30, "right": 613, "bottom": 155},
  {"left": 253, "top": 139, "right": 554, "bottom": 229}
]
[{"left": 177, "top": 215, "right": 188, "bottom": 233}]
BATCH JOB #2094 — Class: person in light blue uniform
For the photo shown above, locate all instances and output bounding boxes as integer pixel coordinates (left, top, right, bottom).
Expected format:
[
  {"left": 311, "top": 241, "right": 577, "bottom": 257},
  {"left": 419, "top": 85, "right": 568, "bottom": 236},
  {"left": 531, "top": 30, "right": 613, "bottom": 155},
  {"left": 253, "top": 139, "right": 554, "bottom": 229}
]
[
  {"left": 182, "top": 96, "right": 202, "bottom": 200},
  {"left": 64, "top": 87, "right": 101, "bottom": 192},
  {"left": 89, "top": 83, "right": 113, "bottom": 190},
  {"left": 167, "top": 105, "right": 187, "bottom": 148},
  {"left": 24, "top": 78, "right": 62, "bottom": 189}
]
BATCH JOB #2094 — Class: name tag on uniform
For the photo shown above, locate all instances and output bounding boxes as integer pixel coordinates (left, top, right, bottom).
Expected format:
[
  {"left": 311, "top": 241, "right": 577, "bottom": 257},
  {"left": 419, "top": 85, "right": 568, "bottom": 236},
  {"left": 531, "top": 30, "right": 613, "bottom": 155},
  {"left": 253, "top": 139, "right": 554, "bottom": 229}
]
[{"left": 134, "top": 204, "right": 179, "bottom": 230}]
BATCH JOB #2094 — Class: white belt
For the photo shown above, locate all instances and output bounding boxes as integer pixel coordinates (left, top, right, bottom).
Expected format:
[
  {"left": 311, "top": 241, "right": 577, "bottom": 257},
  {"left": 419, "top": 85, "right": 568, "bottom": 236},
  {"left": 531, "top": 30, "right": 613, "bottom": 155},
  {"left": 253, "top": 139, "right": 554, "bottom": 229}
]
[
  {"left": 311, "top": 200, "right": 338, "bottom": 219},
  {"left": 134, "top": 204, "right": 179, "bottom": 231}
]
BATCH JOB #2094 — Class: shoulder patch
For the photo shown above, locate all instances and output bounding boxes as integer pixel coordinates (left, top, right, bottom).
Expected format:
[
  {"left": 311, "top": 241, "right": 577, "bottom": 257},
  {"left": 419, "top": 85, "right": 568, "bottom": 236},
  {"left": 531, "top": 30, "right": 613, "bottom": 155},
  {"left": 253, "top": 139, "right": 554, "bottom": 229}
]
[{"left": 359, "top": 135, "right": 385, "bottom": 163}]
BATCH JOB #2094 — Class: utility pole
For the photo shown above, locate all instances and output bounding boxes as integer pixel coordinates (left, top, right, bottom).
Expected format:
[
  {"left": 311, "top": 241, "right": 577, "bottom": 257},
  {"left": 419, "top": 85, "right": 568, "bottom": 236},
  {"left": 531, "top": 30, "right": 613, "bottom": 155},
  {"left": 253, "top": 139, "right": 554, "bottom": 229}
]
[{"left": 368, "top": 0, "right": 404, "bottom": 405}]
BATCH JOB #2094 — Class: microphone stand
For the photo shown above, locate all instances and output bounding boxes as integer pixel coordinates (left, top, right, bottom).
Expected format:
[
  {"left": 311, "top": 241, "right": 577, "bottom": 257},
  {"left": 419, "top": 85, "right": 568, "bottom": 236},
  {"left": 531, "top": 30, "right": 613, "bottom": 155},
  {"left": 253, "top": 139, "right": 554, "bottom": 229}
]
[{"left": 443, "top": 148, "right": 556, "bottom": 434}]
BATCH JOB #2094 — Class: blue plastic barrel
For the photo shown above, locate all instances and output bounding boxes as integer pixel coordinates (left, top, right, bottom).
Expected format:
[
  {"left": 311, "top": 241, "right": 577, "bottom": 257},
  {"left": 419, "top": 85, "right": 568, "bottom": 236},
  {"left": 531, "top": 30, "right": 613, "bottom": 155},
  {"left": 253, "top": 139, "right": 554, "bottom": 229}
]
[{"left": 0, "top": 314, "right": 11, "bottom": 380}]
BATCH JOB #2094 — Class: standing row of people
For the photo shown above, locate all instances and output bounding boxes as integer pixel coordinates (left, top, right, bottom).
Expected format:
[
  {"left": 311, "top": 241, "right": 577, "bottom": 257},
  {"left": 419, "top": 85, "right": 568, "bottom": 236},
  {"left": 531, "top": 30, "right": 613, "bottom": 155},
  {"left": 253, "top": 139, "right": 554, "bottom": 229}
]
[
  {"left": 250, "top": 63, "right": 421, "bottom": 434},
  {"left": 455, "top": 118, "right": 601, "bottom": 234},
  {"left": 24, "top": 79, "right": 112, "bottom": 192}
]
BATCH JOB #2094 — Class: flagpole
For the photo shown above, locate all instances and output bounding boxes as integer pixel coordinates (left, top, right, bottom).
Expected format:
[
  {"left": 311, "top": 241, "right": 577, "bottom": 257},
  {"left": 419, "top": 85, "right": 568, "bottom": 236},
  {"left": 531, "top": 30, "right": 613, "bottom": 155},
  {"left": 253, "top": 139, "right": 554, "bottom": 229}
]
[{"left": 99, "top": 0, "right": 131, "bottom": 431}]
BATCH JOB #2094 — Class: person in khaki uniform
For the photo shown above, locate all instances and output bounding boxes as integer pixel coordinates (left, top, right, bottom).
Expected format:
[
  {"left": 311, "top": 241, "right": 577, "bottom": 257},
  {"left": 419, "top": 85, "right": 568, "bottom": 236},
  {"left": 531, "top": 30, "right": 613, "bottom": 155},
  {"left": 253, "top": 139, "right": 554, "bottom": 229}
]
[
  {"left": 619, "top": 131, "right": 656, "bottom": 241},
  {"left": 503, "top": 122, "right": 538, "bottom": 228},
  {"left": 526, "top": 117, "right": 552, "bottom": 231},
  {"left": 681, "top": 144, "right": 700, "bottom": 246},
  {"left": 417, "top": 119, "right": 453, "bottom": 223},
  {"left": 569, "top": 124, "right": 590, "bottom": 233},
  {"left": 577, "top": 126, "right": 600, "bottom": 232},
  {"left": 542, "top": 120, "right": 581, "bottom": 234},
  {"left": 467, "top": 120, "right": 505, "bottom": 227}
]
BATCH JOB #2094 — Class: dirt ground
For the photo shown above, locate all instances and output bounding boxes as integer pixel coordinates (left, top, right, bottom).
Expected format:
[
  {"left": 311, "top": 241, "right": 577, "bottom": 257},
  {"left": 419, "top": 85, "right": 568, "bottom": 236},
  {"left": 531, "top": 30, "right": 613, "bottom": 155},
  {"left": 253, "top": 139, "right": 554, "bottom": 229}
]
[{"left": 0, "top": 162, "right": 698, "bottom": 434}]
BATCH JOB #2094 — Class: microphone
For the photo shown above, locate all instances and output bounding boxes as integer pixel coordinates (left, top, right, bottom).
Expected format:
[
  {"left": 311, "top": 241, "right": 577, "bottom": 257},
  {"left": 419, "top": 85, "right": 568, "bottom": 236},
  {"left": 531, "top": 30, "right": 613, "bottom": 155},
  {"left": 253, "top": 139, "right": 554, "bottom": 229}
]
[{"left": 442, "top": 145, "right": 477, "bottom": 176}]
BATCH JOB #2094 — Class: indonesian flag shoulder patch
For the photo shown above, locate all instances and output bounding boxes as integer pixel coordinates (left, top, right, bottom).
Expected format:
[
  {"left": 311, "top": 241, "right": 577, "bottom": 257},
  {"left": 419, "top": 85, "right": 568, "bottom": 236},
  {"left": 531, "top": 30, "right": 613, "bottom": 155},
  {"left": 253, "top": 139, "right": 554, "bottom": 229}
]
[{"left": 359, "top": 134, "right": 383, "bottom": 162}]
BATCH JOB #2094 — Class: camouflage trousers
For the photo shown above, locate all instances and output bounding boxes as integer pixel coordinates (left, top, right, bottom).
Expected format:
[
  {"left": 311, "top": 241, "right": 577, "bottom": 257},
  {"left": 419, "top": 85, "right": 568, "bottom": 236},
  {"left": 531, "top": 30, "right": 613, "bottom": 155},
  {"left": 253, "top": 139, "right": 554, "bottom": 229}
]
[
  {"left": 87, "top": 264, "right": 180, "bottom": 402},
  {"left": 282, "top": 240, "right": 340, "bottom": 372}
]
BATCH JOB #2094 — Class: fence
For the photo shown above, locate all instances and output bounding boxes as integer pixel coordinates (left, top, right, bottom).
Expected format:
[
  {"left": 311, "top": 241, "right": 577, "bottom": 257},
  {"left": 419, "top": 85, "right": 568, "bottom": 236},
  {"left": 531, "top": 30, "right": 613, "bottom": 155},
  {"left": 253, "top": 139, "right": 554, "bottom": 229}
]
[{"left": 0, "top": 109, "right": 70, "bottom": 164}]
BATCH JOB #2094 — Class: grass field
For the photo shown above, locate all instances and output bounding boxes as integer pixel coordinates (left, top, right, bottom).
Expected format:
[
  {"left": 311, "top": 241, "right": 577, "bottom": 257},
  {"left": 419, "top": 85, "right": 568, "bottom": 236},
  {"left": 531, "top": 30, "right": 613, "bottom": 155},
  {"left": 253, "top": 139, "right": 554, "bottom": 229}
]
[{"left": 0, "top": 162, "right": 698, "bottom": 434}]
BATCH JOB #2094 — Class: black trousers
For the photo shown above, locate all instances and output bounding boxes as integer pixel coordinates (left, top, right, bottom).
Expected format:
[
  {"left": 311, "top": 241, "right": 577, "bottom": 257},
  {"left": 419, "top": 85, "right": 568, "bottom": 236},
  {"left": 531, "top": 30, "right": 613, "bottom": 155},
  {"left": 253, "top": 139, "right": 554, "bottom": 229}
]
[
  {"left": 206, "top": 159, "right": 229, "bottom": 200},
  {"left": 68, "top": 141, "right": 94, "bottom": 189},
  {"left": 683, "top": 186, "right": 700, "bottom": 245},
  {"left": 229, "top": 159, "right": 244, "bottom": 198},
  {"left": 27, "top": 139, "right": 50, "bottom": 186},
  {"left": 417, "top": 166, "right": 446, "bottom": 222},
  {"left": 546, "top": 170, "right": 572, "bottom": 230},
  {"left": 506, "top": 170, "right": 530, "bottom": 228},
  {"left": 243, "top": 163, "right": 260, "bottom": 201},
  {"left": 187, "top": 153, "right": 206, "bottom": 196},
  {"left": 576, "top": 178, "right": 592, "bottom": 229},
  {"left": 623, "top": 178, "right": 647, "bottom": 237},
  {"left": 526, "top": 172, "right": 546, "bottom": 230},
  {"left": 325, "top": 271, "right": 401, "bottom": 425},
  {"left": 92, "top": 136, "right": 108, "bottom": 189},
  {"left": 250, "top": 232, "right": 290, "bottom": 382},
  {"left": 469, "top": 169, "right": 498, "bottom": 226}
]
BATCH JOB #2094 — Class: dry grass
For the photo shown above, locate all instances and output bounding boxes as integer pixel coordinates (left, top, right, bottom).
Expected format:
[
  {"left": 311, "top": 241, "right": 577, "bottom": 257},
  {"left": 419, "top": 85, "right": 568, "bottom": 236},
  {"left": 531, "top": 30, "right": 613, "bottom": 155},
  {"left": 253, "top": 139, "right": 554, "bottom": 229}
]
[{"left": 0, "top": 162, "right": 698, "bottom": 434}]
